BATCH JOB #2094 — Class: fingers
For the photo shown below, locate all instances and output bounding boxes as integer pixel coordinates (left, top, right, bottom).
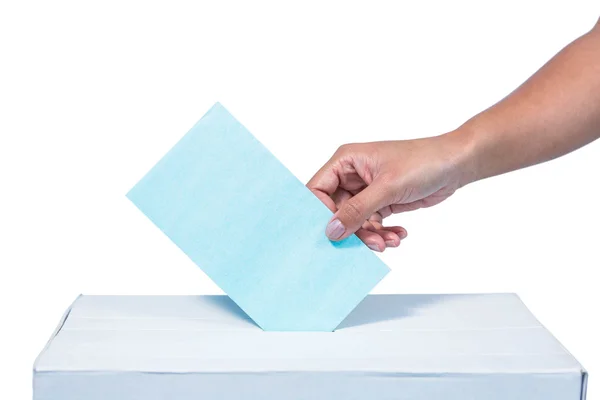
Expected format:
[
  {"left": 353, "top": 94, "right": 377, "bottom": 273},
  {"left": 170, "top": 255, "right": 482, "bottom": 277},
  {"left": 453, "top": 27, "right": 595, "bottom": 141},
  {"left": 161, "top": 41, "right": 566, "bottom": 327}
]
[
  {"left": 356, "top": 222, "right": 408, "bottom": 252},
  {"left": 381, "top": 225, "right": 408, "bottom": 239},
  {"left": 377, "top": 229, "right": 401, "bottom": 248},
  {"left": 311, "top": 184, "right": 408, "bottom": 251},
  {"left": 309, "top": 187, "right": 337, "bottom": 213},
  {"left": 307, "top": 160, "right": 342, "bottom": 213},
  {"left": 307, "top": 146, "right": 409, "bottom": 248},
  {"left": 355, "top": 228, "right": 386, "bottom": 252},
  {"left": 325, "top": 181, "right": 391, "bottom": 241},
  {"left": 307, "top": 157, "right": 341, "bottom": 199},
  {"left": 367, "top": 220, "right": 407, "bottom": 249}
]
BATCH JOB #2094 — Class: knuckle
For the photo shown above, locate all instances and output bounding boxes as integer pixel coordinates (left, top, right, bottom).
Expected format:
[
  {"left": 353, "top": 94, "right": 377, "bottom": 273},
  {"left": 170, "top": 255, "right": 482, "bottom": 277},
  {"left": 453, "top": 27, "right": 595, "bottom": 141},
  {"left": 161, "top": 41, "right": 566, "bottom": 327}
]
[
  {"left": 341, "top": 199, "right": 364, "bottom": 223},
  {"left": 336, "top": 143, "right": 356, "bottom": 156}
]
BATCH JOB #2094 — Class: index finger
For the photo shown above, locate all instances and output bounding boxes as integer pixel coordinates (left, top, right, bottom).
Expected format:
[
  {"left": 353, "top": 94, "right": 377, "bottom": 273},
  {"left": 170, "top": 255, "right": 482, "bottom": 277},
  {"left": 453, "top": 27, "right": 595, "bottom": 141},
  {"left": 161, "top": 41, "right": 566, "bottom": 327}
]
[{"left": 307, "top": 161, "right": 341, "bottom": 213}]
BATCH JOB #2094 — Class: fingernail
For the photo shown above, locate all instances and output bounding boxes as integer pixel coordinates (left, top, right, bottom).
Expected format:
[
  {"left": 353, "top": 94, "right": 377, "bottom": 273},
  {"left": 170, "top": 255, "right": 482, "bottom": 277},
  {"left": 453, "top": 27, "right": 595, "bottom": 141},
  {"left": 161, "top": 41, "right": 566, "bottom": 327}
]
[
  {"left": 399, "top": 230, "right": 408, "bottom": 239},
  {"left": 326, "top": 218, "right": 346, "bottom": 240},
  {"left": 368, "top": 244, "right": 381, "bottom": 252},
  {"left": 385, "top": 240, "right": 398, "bottom": 248}
]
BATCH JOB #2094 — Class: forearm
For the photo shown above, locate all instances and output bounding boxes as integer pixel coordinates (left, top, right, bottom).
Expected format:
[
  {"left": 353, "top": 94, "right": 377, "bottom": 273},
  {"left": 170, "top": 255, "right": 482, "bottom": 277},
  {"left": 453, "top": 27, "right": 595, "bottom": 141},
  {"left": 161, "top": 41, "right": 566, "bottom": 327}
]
[{"left": 455, "top": 19, "right": 600, "bottom": 186}]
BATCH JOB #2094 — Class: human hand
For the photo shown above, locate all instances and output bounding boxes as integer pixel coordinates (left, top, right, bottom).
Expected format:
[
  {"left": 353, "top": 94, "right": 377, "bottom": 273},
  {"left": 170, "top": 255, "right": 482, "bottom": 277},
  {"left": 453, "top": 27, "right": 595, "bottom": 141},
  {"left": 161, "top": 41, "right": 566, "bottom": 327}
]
[{"left": 307, "top": 131, "right": 472, "bottom": 251}]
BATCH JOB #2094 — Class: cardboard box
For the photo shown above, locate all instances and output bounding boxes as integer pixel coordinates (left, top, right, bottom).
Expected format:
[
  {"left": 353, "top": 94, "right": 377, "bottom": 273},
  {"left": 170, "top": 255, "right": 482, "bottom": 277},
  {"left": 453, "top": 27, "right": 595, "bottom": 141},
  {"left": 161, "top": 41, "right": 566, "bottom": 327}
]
[{"left": 34, "top": 294, "right": 587, "bottom": 399}]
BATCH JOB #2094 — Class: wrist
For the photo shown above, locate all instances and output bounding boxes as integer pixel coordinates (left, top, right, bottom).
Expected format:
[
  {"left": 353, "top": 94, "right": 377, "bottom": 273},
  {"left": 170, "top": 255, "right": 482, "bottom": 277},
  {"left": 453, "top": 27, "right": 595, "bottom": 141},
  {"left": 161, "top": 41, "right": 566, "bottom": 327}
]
[{"left": 441, "top": 125, "right": 481, "bottom": 188}]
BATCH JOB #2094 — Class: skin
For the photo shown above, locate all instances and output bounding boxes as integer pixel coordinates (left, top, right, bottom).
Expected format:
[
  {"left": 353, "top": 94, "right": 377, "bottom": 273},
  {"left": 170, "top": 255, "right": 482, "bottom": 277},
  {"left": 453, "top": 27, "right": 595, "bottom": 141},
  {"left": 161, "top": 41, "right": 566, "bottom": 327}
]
[{"left": 308, "top": 19, "right": 600, "bottom": 252}]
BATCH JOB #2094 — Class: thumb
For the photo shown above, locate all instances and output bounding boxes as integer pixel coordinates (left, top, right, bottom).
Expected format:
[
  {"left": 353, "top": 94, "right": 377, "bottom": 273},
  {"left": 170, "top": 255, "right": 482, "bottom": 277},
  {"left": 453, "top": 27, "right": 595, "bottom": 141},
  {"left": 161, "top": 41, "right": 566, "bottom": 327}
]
[{"left": 325, "top": 181, "right": 390, "bottom": 241}]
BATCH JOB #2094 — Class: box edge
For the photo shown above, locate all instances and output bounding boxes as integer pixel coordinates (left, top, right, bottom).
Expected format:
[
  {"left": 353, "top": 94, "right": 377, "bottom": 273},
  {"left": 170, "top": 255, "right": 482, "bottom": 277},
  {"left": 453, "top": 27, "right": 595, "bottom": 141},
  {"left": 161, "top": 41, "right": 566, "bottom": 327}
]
[{"left": 33, "top": 294, "right": 83, "bottom": 373}]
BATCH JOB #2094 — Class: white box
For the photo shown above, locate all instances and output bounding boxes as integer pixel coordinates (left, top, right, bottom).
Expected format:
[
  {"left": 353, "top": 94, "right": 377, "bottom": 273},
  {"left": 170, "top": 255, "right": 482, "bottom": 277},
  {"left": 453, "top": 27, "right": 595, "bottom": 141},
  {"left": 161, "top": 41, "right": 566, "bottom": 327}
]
[{"left": 34, "top": 294, "right": 587, "bottom": 399}]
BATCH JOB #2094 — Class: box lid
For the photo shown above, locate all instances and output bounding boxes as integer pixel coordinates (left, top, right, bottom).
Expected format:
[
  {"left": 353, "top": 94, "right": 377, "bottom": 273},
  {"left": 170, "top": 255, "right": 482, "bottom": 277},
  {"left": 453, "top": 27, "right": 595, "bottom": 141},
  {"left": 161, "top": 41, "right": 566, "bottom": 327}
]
[{"left": 35, "top": 294, "right": 585, "bottom": 378}]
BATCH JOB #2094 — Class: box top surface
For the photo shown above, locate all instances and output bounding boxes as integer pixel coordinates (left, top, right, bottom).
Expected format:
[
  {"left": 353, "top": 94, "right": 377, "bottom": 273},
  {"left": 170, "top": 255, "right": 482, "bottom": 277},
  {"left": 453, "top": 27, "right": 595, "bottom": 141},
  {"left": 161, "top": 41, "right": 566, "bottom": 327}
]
[{"left": 35, "top": 294, "right": 584, "bottom": 375}]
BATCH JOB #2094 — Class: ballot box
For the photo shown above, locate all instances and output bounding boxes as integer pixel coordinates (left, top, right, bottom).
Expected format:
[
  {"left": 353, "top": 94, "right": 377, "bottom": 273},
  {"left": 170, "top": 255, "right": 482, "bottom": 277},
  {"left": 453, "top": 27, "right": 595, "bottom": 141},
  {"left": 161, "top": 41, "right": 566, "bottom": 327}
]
[{"left": 33, "top": 293, "right": 587, "bottom": 400}]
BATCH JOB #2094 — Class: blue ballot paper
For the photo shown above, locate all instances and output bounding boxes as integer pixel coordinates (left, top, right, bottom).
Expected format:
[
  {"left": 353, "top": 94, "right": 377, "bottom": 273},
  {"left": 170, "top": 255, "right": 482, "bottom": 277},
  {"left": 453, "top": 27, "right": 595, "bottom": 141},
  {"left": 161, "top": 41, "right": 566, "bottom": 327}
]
[{"left": 127, "top": 103, "right": 390, "bottom": 331}]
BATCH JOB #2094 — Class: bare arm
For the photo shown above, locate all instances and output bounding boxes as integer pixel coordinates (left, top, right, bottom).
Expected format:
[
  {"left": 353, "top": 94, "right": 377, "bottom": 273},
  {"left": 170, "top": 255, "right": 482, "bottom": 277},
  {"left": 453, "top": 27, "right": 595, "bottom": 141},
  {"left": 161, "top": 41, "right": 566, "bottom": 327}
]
[
  {"left": 308, "top": 20, "right": 600, "bottom": 250},
  {"left": 458, "top": 19, "right": 600, "bottom": 185}
]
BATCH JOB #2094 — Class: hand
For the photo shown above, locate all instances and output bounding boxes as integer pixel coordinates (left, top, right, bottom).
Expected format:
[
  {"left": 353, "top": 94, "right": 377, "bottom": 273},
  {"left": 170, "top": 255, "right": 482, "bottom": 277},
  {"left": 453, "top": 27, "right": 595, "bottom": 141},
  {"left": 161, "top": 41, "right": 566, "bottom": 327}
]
[{"left": 307, "top": 131, "right": 472, "bottom": 251}]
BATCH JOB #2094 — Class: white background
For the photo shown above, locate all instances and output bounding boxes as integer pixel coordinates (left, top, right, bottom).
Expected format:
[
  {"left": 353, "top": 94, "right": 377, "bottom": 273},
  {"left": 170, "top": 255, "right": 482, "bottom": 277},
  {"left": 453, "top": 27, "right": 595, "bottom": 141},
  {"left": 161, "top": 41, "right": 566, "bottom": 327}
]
[{"left": 1, "top": 1, "right": 599, "bottom": 398}]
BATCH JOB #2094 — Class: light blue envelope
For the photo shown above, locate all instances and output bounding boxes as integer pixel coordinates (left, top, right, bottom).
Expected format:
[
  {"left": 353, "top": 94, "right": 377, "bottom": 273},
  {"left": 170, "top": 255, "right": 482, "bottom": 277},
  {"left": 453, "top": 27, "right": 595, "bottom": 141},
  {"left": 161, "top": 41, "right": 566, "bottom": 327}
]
[{"left": 127, "top": 103, "right": 390, "bottom": 331}]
